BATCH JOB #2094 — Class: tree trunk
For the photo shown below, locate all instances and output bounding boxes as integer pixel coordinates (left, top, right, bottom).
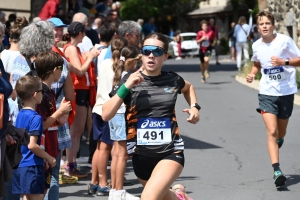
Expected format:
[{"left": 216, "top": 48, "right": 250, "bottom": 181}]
[{"left": 30, "top": 0, "right": 47, "bottom": 21}]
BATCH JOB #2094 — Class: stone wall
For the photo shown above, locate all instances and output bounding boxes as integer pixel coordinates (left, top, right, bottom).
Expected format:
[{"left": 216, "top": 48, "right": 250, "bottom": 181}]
[{"left": 259, "top": 0, "right": 300, "bottom": 46}]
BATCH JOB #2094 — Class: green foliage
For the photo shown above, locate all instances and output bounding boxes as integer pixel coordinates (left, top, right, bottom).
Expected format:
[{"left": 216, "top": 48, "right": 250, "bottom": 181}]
[
  {"left": 219, "top": 38, "right": 229, "bottom": 55},
  {"left": 296, "top": 70, "right": 300, "bottom": 89},
  {"left": 121, "top": 0, "right": 200, "bottom": 31}
]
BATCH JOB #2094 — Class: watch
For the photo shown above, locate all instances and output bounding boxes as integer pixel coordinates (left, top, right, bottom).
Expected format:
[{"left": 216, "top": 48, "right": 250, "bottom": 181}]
[
  {"left": 285, "top": 60, "right": 289, "bottom": 65},
  {"left": 191, "top": 103, "right": 201, "bottom": 110}
]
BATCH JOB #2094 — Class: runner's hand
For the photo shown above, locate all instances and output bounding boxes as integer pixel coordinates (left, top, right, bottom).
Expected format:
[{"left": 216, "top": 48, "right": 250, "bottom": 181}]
[
  {"left": 271, "top": 56, "right": 284, "bottom": 66},
  {"left": 246, "top": 73, "right": 255, "bottom": 83},
  {"left": 183, "top": 107, "right": 199, "bottom": 124},
  {"left": 124, "top": 70, "right": 144, "bottom": 89},
  {"left": 44, "top": 159, "right": 49, "bottom": 170}
]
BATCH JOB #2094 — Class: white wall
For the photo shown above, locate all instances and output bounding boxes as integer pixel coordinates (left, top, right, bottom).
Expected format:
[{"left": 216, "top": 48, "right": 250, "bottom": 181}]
[{"left": 1, "top": 0, "right": 31, "bottom": 20}]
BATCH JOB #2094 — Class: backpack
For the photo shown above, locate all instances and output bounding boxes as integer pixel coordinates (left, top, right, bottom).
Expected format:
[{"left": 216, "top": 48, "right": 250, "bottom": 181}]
[{"left": 17, "top": 57, "right": 37, "bottom": 110}]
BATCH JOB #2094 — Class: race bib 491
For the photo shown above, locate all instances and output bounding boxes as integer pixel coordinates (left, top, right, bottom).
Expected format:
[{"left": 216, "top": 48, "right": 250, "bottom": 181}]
[{"left": 137, "top": 118, "right": 172, "bottom": 145}]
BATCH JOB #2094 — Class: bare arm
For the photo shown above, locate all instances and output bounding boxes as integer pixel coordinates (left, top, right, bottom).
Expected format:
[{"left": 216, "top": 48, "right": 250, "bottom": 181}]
[
  {"left": 270, "top": 56, "right": 300, "bottom": 67},
  {"left": 63, "top": 72, "right": 75, "bottom": 101},
  {"left": 102, "top": 70, "right": 144, "bottom": 121},
  {"left": 64, "top": 45, "right": 99, "bottom": 77},
  {"left": 42, "top": 98, "right": 71, "bottom": 130},
  {"left": 28, "top": 135, "right": 56, "bottom": 167},
  {"left": 247, "top": 61, "right": 261, "bottom": 83},
  {"left": 181, "top": 80, "right": 199, "bottom": 124}
]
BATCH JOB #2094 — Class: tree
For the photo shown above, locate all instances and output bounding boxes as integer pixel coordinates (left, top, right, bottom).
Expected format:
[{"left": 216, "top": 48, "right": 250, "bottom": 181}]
[{"left": 120, "top": 0, "right": 200, "bottom": 33}]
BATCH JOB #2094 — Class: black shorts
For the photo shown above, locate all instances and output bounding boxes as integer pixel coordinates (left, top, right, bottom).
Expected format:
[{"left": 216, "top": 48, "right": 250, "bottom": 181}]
[
  {"left": 75, "top": 89, "right": 90, "bottom": 107},
  {"left": 256, "top": 94, "right": 294, "bottom": 119},
  {"left": 132, "top": 152, "right": 185, "bottom": 181},
  {"left": 199, "top": 49, "right": 211, "bottom": 63}
]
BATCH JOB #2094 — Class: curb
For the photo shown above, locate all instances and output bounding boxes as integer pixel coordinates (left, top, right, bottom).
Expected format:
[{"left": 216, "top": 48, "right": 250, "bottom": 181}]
[{"left": 235, "top": 75, "right": 300, "bottom": 106}]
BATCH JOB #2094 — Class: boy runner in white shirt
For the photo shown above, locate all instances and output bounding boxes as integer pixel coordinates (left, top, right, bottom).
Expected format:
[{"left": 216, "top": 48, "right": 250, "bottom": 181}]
[{"left": 247, "top": 11, "right": 300, "bottom": 187}]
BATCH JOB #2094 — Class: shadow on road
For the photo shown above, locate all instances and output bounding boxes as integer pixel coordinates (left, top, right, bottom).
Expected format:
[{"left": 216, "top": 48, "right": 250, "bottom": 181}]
[
  {"left": 163, "top": 63, "right": 237, "bottom": 73},
  {"left": 182, "top": 135, "right": 221, "bottom": 150},
  {"left": 60, "top": 189, "right": 93, "bottom": 198},
  {"left": 285, "top": 174, "right": 300, "bottom": 188}
]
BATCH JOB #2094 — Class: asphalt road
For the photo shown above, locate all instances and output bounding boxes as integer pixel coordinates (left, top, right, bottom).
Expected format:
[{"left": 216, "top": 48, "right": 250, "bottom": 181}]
[{"left": 59, "top": 57, "right": 300, "bottom": 200}]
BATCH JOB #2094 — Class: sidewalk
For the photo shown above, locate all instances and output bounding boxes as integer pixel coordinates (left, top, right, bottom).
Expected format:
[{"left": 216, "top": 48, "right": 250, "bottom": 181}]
[{"left": 235, "top": 75, "right": 300, "bottom": 106}]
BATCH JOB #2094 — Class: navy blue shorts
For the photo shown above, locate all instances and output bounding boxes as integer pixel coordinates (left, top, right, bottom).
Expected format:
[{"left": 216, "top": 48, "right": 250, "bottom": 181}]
[
  {"left": 92, "top": 113, "right": 113, "bottom": 145},
  {"left": 12, "top": 165, "right": 45, "bottom": 194}
]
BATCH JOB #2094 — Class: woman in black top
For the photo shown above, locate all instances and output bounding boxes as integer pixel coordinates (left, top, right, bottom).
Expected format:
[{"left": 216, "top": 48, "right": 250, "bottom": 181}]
[{"left": 103, "top": 33, "right": 199, "bottom": 200}]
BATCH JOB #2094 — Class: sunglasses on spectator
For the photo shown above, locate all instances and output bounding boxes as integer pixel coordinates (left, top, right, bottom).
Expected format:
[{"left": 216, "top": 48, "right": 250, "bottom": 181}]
[{"left": 141, "top": 46, "right": 166, "bottom": 57}]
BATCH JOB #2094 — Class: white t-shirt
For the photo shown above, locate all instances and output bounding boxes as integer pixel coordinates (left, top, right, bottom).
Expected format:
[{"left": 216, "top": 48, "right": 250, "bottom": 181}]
[
  {"left": 94, "top": 44, "right": 108, "bottom": 73},
  {"left": 77, "top": 36, "right": 93, "bottom": 53},
  {"left": 1, "top": 50, "right": 21, "bottom": 74},
  {"left": 251, "top": 33, "right": 300, "bottom": 96},
  {"left": 92, "top": 59, "right": 114, "bottom": 116}
]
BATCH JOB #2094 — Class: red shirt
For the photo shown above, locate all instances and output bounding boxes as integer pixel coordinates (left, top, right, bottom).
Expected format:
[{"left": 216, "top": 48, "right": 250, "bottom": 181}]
[
  {"left": 36, "top": 83, "right": 59, "bottom": 158},
  {"left": 196, "top": 30, "right": 214, "bottom": 53},
  {"left": 208, "top": 25, "right": 219, "bottom": 40},
  {"left": 38, "top": 0, "right": 60, "bottom": 20}
]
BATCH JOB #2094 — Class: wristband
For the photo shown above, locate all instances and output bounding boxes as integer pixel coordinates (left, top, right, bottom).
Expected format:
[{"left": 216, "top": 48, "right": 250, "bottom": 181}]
[{"left": 117, "top": 84, "right": 130, "bottom": 99}]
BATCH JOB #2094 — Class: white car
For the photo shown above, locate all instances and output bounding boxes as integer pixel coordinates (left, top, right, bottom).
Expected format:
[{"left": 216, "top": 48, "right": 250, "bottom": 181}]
[{"left": 170, "top": 32, "right": 199, "bottom": 57}]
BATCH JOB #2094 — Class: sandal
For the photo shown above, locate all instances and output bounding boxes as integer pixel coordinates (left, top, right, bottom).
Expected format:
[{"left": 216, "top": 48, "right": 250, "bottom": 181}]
[{"left": 59, "top": 173, "right": 78, "bottom": 184}]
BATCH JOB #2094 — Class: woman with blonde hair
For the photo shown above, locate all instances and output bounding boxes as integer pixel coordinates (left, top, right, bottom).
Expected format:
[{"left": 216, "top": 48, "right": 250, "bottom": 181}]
[{"left": 234, "top": 16, "right": 250, "bottom": 70}]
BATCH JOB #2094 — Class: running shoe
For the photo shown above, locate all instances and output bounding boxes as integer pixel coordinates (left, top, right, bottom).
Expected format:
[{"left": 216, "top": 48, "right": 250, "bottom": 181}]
[
  {"left": 277, "top": 138, "right": 284, "bottom": 149},
  {"left": 171, "top": 184, "right": 193, "bottom": 200},
  {"left": 108, "top": 189, "right": 115, "bottom": 200},
  {"left": 201, "top": 76, "right": 206, "bottom": 83},
  {"left": 65, "top": 167, "right": 89, "bottom": 178},
  {"left": 88, "top": 183, "right": 98, "bottom": 195},
  {"left": 112, "top": 190, "right": 140, "bottom": 200},
  {"left": 97, "top": 184, "right": 111, "bottom": 196},
  {"left": 273, "top": 169, "right": 286, "bottom": 187},
  {"left": 205, "top": 71, "right": 210, "bottom": 78}
]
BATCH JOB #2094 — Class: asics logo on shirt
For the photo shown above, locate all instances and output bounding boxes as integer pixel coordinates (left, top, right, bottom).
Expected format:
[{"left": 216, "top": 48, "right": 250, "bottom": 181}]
[
  {"left": 266, "top": 68, "right": 281, "bottom": 74},
  {"left": 164, "top": 87, "right": 177, "bottom": 93},
  {"left": 141, "top": 119, "right": 167, "bottom": 128}
]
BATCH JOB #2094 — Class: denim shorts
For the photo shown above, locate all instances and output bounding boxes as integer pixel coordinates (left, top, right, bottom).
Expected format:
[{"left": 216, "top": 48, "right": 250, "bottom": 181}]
[
  {"left": 109, "top": 113, "right": 126, "bottom": 141},
  {"left": 256, "top": 94, "right": 294, "bottom": 119}
]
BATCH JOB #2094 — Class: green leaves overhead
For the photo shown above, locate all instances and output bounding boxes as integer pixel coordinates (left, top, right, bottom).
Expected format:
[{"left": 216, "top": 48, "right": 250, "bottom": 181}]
[{"left": 120, "top": 0, "right": 200, "bottom": 21}]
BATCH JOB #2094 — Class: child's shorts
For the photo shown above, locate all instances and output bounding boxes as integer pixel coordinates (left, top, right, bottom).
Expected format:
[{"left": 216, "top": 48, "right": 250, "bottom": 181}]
[
  {"left": 12, "top": 165, "right": 45, "bottom": 194},
  {"left": 109, "top": 113, "right": 126, "bottom": 141}
]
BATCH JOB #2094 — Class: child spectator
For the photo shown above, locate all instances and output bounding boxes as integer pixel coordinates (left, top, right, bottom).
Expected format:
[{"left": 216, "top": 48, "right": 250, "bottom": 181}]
[
  {"left": 34, "top": 51, "right": 72, "bottom": 191},
  {"left": 12, "top": 75, "right": 56, "bottom": 200}
]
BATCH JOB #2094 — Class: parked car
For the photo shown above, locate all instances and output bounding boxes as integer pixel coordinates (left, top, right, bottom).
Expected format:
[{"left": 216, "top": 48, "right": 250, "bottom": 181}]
[
  {"left": 163, "top": 34, "right": 175, "bottom": 58},
  {"left": 170, "top": 32, "right": 199, "bottom": 58}
]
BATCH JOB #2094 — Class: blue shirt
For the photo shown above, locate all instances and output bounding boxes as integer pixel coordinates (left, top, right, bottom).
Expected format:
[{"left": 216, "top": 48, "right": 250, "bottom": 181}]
[
  {"left": 104, "top": 45, "right": 112, "bottom": 59},
  {"left": 143, "top": 23, "right": 157, "bottom": 37},
  {"left": 16, "top": 109, "right": 44, "bottom": 167}
]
